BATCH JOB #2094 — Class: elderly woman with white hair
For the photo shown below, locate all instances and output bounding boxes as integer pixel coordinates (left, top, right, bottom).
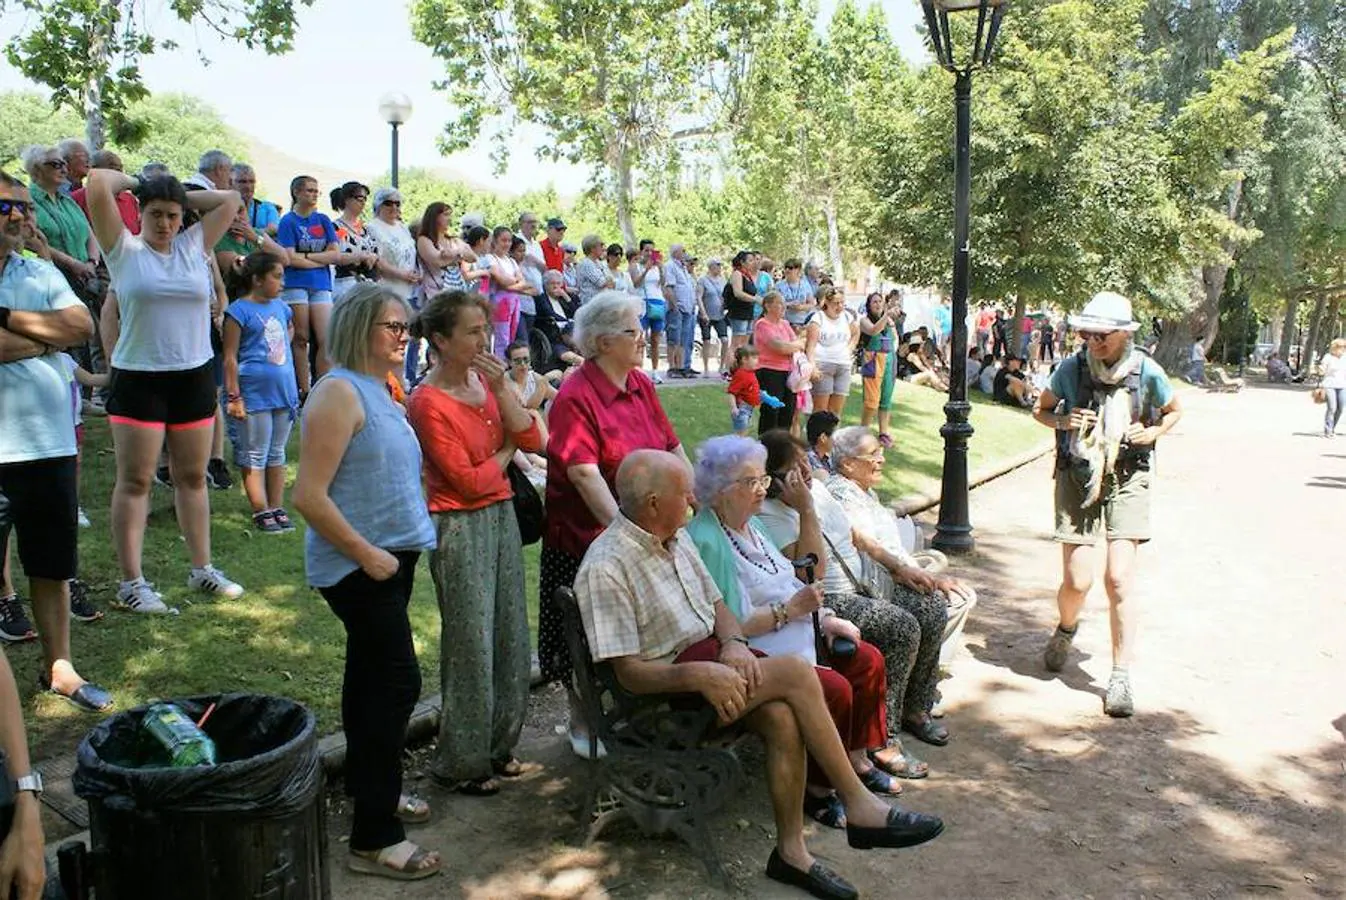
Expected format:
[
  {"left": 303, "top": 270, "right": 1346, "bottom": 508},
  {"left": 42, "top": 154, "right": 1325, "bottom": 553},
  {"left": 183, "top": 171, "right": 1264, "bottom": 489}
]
[
  {"left": 23, "top": 145, "right": 100, "bottom": 292},
  {"left": 537, "top": 290, "right": 688, "bottom": 756},
  {"left": 573, "top": 234, "right": 613, "bottom": 306},
  {"left": 686, "top": 435, "right": 906, "bottom": 828},
  {"left": 825, "top": 426, "right": 979, "bottom": 747}
]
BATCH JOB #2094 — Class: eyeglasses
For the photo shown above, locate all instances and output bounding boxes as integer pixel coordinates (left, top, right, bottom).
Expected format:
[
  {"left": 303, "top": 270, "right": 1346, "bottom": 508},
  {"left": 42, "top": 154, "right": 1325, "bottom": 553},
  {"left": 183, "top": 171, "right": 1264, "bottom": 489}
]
[
  {"left": 0, "top": 200, "right": 31, "bottom": 217},
  {"left": 855, "top": 449, "right": 886, "bottom": 464},
  {"left": 734, "top": 475, "right": 772, "bottom": 491},
  {"left": 376, "top": 321, "right": 411, "bottom": 337},
  {"left": 43, "top": 159, "right": 67, "bottom": 169},
  {"left": 1080, "top": 331, "right": 1117, "bottom": 343}
]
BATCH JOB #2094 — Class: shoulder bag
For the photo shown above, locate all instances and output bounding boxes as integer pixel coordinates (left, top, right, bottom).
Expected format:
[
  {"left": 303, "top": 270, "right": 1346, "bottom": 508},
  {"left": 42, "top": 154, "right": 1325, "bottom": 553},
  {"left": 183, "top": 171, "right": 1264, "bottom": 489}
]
[{"left": 506, "top": 461, "right": 544, "bottom": 545}]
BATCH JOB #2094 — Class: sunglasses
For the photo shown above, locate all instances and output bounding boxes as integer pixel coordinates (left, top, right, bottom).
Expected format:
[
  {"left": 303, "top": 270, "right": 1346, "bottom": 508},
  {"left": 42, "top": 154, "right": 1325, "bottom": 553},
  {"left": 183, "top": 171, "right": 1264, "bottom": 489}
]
[
  {"left": 43, "top": 159, "right": 67, "bottom": 169},
  {"left": 376, "top": 320, "right": 411, "bottom": 337},
  {"left": 351, "top": 194, "right": 369, "bottom": 202},
  {"left": 509, "top": 357, "right": 531, "bottom": 367},
  {"left": 1080, "top": 331, "right": 1117, "bottom": 343},
  {"left": 0, "top": 200, "right": 31, "bottom": 217}
]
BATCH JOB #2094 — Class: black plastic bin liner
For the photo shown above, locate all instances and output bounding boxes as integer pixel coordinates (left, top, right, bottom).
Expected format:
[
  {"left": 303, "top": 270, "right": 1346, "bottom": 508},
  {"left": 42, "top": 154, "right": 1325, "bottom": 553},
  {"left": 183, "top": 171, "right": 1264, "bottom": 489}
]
[{"left": 73, "top": 693, "right": 319, "bottom": 818}]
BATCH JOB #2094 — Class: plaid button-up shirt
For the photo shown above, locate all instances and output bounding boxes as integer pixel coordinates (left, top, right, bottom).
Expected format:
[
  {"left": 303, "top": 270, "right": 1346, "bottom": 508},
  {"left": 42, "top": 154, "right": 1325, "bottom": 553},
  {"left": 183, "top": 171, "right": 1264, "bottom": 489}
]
[{"left": 575, "top": 515, "right": 720, "bottom": 664}]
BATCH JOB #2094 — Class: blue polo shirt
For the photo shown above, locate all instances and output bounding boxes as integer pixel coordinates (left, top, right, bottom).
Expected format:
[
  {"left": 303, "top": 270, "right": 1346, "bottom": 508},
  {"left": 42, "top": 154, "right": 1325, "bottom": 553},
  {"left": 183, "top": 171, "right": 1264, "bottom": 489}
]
[{"left": 0, "top": 253, "right": 82, "bottom": 464}]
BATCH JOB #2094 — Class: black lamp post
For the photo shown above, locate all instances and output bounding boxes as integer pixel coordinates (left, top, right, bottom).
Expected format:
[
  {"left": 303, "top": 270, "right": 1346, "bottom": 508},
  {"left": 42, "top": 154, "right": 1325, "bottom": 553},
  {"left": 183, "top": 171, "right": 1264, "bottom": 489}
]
[
  {"left": 922, "top": 0, "right": 1007, "bottom": 554},
  {"left": 378, "top": 93, "right": 413, "bottom": 189}
]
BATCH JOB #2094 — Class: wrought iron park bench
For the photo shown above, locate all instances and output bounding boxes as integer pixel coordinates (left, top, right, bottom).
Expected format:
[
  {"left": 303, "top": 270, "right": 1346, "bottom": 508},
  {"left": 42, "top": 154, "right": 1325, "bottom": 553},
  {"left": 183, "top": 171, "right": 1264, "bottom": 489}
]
[{"left": 554, "top": 586, "right": 745, "bottom": 883}]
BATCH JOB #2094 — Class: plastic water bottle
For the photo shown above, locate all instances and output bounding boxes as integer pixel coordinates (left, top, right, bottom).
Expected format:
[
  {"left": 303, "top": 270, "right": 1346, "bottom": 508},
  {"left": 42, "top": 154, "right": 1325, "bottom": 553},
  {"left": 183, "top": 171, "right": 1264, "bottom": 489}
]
[{"left": 142, "top": 703, "right": 217, "bottom": 767}]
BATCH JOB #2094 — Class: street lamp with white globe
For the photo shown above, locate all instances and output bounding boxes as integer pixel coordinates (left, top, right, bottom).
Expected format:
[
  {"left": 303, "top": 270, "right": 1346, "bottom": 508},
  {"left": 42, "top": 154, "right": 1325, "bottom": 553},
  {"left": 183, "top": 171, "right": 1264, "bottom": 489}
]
[
  {"left": 921, "top": 0, "right": 1008, "bottom": 554},
  {"left": 378, "top": 93, "right": 413, "bottom": 188}
]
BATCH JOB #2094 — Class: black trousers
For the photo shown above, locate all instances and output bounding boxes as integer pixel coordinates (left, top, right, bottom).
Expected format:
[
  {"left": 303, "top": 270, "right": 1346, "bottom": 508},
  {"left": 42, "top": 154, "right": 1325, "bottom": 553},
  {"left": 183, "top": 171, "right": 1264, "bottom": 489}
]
[
  {"left": 319, "top": 550, "right": 422, "bottom": 852},
  {"left": 756, "top": 367, "right": 796, "bottom": 434}
]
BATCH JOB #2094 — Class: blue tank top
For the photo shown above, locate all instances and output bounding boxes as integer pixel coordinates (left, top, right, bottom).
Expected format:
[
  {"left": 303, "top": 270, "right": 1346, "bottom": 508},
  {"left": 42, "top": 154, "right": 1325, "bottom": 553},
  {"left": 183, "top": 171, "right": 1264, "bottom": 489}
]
[{"left": 304, "top": 368, "right": 435, "bottom": 588}]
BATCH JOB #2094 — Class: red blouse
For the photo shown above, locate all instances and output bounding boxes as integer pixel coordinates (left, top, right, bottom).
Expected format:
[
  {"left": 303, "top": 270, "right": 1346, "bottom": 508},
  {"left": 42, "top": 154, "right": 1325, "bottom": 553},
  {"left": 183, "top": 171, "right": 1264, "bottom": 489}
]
[
  {"left": 544, "top": 360, "right": 680, "bottom": 558},
  {"left": 407, "top": 377, "right": 542, "bottom": 513}
]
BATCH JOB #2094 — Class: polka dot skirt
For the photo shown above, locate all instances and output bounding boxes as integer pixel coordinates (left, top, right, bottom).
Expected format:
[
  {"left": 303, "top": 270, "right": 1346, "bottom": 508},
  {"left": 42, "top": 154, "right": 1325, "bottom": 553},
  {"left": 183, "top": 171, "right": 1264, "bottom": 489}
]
[{"left": 537, "top": 543, "right": 584, "bottom": 685}]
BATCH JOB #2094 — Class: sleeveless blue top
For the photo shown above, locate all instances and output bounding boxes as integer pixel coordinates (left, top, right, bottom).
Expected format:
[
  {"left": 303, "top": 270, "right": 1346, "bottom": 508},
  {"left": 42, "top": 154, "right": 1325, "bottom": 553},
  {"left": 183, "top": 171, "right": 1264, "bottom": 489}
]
[{"left": 304, "top": 368, "right": 435, "bottom": 588}]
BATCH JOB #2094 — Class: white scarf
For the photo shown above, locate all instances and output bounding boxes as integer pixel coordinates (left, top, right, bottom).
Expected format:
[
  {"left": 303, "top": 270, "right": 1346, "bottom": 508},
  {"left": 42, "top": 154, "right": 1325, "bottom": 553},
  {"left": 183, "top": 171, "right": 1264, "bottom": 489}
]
[{"left": 1071, "top": 345, "right": 1143, "bottom": 507}]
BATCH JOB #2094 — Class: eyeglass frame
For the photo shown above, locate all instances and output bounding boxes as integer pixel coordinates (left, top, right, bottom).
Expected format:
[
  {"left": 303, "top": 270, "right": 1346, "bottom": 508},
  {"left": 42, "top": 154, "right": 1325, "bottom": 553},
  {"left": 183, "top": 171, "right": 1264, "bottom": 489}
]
[{"left": 375, "top": 320, "right": 411, "bottom": 337}]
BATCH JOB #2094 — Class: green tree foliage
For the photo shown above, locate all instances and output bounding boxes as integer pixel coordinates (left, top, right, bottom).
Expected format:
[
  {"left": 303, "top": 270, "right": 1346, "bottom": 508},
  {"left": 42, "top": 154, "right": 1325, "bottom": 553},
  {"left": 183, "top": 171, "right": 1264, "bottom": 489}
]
[
  {"left": 408, "top": 0, "right": 777, "bottom": 245},
  {"left": 1, "top": 0, "right": 314, "bottom": 148}
]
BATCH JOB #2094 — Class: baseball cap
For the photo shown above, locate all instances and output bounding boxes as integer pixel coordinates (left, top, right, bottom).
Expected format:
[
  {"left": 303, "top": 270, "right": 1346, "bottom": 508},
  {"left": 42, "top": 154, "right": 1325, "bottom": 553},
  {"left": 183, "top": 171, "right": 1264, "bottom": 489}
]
[{"left": 546, "top": 217, "right": 567, "bottom": 230}]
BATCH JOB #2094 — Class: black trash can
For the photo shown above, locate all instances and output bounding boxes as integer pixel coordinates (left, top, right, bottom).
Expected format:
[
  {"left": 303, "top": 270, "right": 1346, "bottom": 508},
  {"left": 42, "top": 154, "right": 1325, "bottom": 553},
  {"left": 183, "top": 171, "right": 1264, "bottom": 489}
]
[{"left": 73, "top": 694, "right": 329, "bottom": 900}]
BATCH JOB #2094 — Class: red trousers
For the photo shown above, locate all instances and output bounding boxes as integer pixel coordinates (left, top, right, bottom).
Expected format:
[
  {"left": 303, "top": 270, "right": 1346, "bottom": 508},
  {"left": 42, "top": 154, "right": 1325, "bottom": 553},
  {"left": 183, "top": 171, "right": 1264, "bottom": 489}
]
[{"left": 673, "top": 635, "right": 889, "bottom": 786}]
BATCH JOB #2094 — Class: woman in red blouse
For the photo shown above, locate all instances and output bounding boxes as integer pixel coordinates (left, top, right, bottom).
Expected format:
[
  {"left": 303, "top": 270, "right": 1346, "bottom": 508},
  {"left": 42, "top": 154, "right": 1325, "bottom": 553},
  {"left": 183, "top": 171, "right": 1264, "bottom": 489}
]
[
  {"left": 407, "top": 290, "right": 542, "bottom": 795},
  {"left": 538, "top": 290, "right": 688, "bottom": 756}
]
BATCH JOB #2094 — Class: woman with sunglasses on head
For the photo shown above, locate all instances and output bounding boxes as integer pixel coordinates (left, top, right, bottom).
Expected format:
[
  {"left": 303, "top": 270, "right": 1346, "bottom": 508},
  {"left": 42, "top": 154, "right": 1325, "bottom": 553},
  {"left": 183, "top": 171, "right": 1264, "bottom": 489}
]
[
  {"left": 1033, "top": 292, "right": 1181, "bottom": 719},
  {"left": 329, "top": 182, "right": 382, "bottom": 303},
  {"left": 277, "top": 175, "right": 343, "bottom": 396}
]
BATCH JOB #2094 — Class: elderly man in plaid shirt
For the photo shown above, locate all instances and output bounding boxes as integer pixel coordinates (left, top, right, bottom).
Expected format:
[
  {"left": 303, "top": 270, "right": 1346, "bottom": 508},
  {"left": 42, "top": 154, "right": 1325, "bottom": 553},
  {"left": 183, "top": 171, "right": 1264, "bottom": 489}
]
[{"left": 575, "top": 450, "right": 943, "bottom": 900}]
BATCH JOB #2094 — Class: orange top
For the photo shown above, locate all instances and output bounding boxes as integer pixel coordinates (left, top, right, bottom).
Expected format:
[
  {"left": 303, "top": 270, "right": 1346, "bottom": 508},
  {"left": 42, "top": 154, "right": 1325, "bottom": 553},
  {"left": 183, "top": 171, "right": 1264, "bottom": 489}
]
[{"left": 407, "top": 377, "right": 543, "bottom": 513}]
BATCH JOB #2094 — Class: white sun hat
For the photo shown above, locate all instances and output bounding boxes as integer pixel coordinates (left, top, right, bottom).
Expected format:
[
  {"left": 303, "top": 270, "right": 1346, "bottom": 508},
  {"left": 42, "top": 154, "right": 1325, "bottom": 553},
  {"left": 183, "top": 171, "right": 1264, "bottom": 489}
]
[{"left": 1068, "top": 291, "right": 1140, "bottom": 333}]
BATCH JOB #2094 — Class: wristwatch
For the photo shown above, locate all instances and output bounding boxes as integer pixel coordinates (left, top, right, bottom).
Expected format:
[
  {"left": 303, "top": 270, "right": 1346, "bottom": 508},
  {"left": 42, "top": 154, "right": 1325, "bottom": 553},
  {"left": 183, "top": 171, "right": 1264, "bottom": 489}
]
[
  {"left": 14, "top": 772, "right": 43, "bottom": 796},
  {"left": 724, "top": 635, "right": 751, "bottom": 648}
]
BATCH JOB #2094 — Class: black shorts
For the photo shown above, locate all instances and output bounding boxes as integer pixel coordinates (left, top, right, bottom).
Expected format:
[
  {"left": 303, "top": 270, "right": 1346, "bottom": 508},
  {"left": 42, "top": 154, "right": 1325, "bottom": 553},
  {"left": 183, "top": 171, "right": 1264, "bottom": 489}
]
[
  {"left": 700, "top": 318, "right": 729, "bottom": 342},
  {"left": 105, "top": 361, "right": 218, "bottom": 429},
  {"left": 0, "top": 456, "right": 78, "bottom": 581}
]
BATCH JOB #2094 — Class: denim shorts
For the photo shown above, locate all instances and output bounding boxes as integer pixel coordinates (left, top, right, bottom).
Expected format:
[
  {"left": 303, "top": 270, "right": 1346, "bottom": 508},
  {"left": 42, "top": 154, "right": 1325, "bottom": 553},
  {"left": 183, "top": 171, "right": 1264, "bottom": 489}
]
[
  {"left": 731, "top": 405, "right": 753, "bottom": 432},
  {"left": 235, "top": 408, "right": 294, "bottom": 469},
  {"left": 814, "top": 361, "right": 852, "bottom": 396},
  {"left": 281, "top": 288, "right": 334, "bottom": 306},
  {"left": 728, "top": 317, "right": 753, "bottom": 337}
]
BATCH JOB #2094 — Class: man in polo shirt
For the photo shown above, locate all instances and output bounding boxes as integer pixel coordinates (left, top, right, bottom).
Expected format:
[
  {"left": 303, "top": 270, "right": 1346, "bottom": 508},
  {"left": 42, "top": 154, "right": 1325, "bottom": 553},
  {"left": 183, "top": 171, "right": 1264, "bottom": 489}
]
[
  {"left": 662, "top": 244, "right": 697, "bottom": 378},
  {"left": 231, "top": 163, "right": 279, "bottom": 237},
  {"left": 540, "top": 217, "right": 567, "bottom": 271},
  {"left": 576, "top": 450, "right": 943, "bottom": 900},
  {"left": 0, "top": 173, "right": 111, "bottom": 712}
]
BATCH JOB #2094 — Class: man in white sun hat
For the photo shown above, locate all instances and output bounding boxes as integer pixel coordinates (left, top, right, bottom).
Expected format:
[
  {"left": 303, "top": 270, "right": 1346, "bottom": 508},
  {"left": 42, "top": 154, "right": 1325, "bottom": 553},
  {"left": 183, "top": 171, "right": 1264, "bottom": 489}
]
[{"left": 1031, "top": 291, "right": 1182, "bottom": 717}]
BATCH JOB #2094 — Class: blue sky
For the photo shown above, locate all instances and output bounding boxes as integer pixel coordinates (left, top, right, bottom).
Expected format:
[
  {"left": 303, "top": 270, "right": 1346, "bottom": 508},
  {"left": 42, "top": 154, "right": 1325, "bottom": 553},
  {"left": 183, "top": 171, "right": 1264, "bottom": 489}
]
[{"left": 1, "top": 0, "right": 927, "bottom": 192}]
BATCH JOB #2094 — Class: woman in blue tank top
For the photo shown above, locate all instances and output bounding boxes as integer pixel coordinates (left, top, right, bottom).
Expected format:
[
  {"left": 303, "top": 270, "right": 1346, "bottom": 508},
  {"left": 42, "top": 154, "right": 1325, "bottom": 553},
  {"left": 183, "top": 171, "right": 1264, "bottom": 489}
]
[{"left": 292, "top": 283, "right": 440, "bottom": 881}]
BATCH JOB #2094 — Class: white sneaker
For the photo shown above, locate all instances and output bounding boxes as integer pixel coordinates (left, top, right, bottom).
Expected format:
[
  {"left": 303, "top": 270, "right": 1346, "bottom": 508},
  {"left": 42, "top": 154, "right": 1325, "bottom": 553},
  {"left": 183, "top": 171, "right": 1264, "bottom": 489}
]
[
  {"left": 77, "top": 507, "right": 91, "bottom": 528},
  {"left": 651, "top": 371, "right": 664, "bottom": 384},
  {"left": 568, "top": 730, "right": 608, "bottom": 760},
  {"left": 188, "top": 565, "right": 244, "bottom": 599},
  {"left": 116, "top": 579, "right": 178, "bottom": 615}
]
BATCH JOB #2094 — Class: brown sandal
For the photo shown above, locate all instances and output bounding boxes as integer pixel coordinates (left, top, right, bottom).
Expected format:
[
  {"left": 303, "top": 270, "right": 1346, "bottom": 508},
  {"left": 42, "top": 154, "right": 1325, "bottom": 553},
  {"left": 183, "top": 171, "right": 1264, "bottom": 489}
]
[{"left": 348, "top": 840, "right": 441, "bottom": 881}]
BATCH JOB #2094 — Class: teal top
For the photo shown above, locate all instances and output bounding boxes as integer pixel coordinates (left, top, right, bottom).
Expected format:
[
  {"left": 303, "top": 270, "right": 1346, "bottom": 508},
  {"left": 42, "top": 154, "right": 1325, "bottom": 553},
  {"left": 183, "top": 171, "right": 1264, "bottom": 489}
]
[
  {"left": 304, "top": 368, "right": 435, "bottom": 587},
  {"left": 686, "top": 507, "right": 752, "bottom": 619}
]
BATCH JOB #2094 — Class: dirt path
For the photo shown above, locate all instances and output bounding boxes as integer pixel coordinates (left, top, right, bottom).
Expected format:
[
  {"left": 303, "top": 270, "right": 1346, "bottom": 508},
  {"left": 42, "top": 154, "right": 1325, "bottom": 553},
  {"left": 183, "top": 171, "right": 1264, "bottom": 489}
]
[{"left": 329, "top": 382, "right": 1345, "bottom": 900}]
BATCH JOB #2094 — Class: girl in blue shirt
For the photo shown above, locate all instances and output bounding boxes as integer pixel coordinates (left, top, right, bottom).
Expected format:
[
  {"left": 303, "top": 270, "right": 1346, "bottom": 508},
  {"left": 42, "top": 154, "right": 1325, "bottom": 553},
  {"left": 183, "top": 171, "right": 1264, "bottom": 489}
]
[
  {"left": 276, "top": 175, "right": 341, "bottom": 396},
  {"left": 223, "top": 251, "right": 301, "bottom": 533}
]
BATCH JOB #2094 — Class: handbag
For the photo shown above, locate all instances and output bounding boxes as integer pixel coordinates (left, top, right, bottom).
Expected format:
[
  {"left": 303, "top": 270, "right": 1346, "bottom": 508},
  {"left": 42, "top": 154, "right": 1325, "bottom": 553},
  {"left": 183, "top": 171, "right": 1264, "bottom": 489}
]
[
  {"left": 506, "top": 462, "right": 543, "bottom": 545},
  {"left": 1312, "top": 386, "right": 1327, "bottom": 404},
  {"left": 860, "top": 351, "right": 878, "bottom": 379},
  {"left": 820, "top": 531, "right": 877, "bottom": 599}
]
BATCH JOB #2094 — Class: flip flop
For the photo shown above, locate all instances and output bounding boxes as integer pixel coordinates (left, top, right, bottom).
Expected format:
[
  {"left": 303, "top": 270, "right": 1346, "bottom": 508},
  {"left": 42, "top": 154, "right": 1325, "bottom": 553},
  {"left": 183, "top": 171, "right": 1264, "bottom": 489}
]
[
  {"left": 433, "top": 774, "right": 501, "bottom": 796},
  {"left": 903, "top": 716, "right": 950, "bottom": 747},
  {"left": 859, "top": 766, "right": 903, "bottom": 796},
  {"left": 491, "top": 756, "right": 537, "bottom": 778},
  {"left": 803, "top": 791, "right": 847, "bottom": 829},
  {"left": 869, "top": 745, "right": 929, "bottom": 780},
  {"left": 348, "top": 841, "right": 441, "bottom": 881}
]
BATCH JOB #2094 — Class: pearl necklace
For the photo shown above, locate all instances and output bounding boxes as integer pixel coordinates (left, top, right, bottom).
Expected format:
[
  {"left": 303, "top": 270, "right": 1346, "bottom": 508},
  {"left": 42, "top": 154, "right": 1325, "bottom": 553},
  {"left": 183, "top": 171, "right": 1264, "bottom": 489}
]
[{"left": 719, "top": 515, "right": 782, "bottom": 575}]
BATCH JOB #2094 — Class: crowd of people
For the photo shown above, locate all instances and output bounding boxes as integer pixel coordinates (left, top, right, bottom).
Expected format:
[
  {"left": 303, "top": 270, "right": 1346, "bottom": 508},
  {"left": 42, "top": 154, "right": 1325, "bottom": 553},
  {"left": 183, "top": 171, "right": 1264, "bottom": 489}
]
[{"left": 0, "top": 141, "right": 1185, "bottom": 898}]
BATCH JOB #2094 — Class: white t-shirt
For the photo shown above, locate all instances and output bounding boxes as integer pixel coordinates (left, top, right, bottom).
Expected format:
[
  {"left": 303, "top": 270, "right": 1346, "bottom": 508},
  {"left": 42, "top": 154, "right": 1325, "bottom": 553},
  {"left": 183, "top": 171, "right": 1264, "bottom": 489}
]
[
  {"left": 757, "top": 482, "right": 863, "bottom": 596},
  {"left": 725, "top": 522, "right": 817, "bottom": 665},
  {"left": 520, "top": 235, "right": 545, "bottom": 294},
  {"left": 107, "top": 224, "right": 213, "bottom": 371},
  {"left": 1320, "top": 351, "right": 1346, "bottom": 389},
  {"left": 811, "top": 310, "right": 854, "bottom": 366},
  {"left": 641, "top": 263, "right": 663, "bottom": 301},
  {"left": 367, "top": 218, "right": 417, "bottom": 301}
]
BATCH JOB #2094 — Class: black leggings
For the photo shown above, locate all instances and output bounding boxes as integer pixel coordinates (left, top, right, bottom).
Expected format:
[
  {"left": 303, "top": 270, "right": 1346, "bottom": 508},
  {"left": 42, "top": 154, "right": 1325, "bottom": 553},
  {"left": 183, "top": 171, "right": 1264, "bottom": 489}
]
[
  {"left": 319, "top": 551, "right": 422, "bottom": 852},
  {"left": 756, "top": 367, "right": 796, "bottom": 434}
]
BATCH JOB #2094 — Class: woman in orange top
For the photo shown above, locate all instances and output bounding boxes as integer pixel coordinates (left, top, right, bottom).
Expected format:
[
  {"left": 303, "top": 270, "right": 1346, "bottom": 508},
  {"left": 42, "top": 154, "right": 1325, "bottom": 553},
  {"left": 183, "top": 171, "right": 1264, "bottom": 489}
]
[{"left": 407, "top": 289, "right": 541, "bottom": 796}]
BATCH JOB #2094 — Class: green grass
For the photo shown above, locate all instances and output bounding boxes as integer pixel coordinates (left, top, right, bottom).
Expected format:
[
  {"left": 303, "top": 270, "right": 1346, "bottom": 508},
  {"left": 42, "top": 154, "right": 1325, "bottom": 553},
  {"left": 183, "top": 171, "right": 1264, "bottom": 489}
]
[{"left": 11, "top": 378, "right": 1044, "bottom": 756}]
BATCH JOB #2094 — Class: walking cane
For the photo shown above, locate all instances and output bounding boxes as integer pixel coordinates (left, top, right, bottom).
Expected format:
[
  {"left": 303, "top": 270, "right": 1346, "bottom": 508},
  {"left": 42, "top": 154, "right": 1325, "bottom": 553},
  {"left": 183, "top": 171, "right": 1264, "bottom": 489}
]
[{"left": 792, "top": 553, "right": 855, "bottom": 661}]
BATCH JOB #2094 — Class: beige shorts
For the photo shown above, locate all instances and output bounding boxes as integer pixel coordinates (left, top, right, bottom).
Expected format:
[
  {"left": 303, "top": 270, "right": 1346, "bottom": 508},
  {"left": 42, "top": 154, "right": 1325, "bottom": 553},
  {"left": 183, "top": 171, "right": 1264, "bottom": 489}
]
[{"left": 1054, "top": 462, "right": 1151, "bottom": 544}]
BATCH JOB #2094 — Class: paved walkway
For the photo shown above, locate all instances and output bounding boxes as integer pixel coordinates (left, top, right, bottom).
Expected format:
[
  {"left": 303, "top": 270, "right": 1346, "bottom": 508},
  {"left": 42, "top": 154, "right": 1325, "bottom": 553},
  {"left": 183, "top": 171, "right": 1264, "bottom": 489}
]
[{"left": 331, "top": 381, "right": 1344, "bottom": 899}]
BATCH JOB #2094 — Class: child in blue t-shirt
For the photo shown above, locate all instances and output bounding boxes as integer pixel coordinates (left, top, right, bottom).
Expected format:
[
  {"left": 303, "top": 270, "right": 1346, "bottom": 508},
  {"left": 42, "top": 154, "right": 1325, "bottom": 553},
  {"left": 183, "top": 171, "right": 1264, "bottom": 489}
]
[{"left": 222, "top": 251, "right": 301, "bottom": 534}]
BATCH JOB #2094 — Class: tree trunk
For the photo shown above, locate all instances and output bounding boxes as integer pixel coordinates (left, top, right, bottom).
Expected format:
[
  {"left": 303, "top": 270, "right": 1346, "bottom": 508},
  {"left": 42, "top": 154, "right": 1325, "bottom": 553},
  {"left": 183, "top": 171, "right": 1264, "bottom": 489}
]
[
  {"left": 1154, "top": 271, "right": 1209, "bottom": 372},
  {"left": 1302, "top": 293, "right": 1328, "bottom": 374},
  {"left": 82, "top": 0, "right": 118, "bottom": 150},
  {"left": 1277, "top": 294, "right": 1298, "bottom": 362},
  {"left": 823, "top": 194, "right": 843, "bottom": 286},
  {"left": 1011, "top": 295, "right": 1027, "bottom": 357},
  {"left": 1322, "top": 299, "right": 1342, "bottom": 350},
  {"left": 610, "top": 138, "right": 636, "bottom": 249}
]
